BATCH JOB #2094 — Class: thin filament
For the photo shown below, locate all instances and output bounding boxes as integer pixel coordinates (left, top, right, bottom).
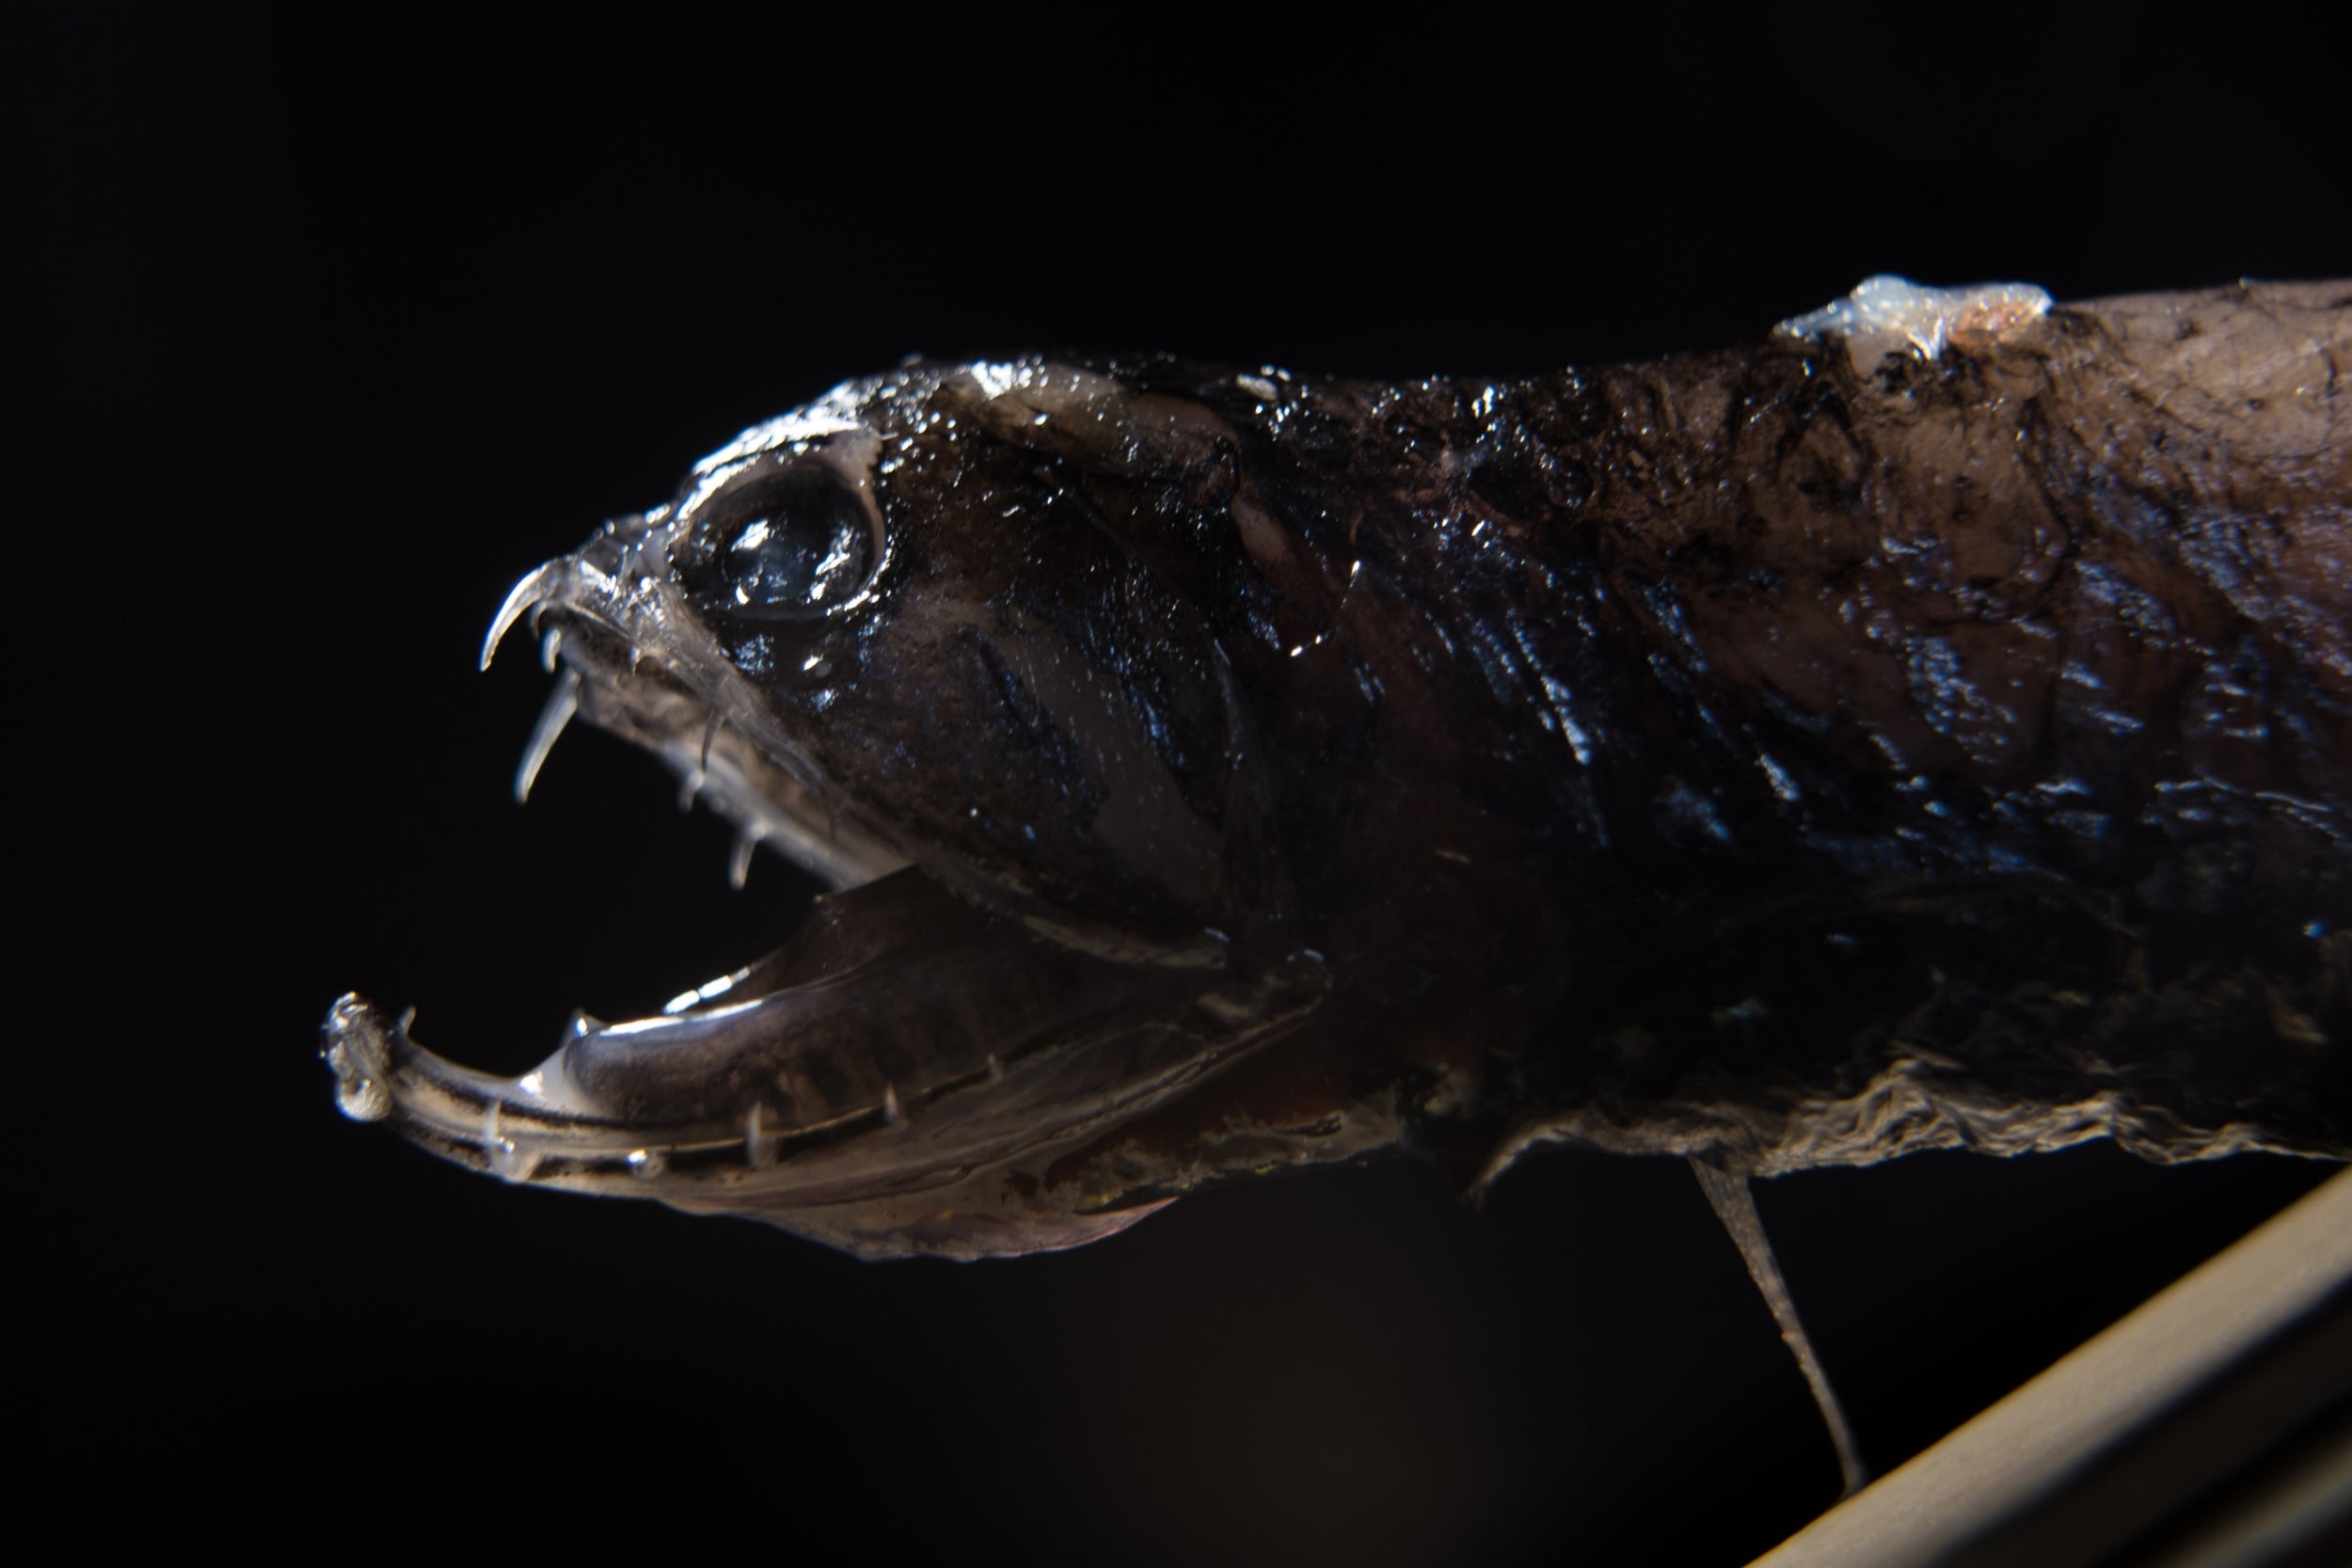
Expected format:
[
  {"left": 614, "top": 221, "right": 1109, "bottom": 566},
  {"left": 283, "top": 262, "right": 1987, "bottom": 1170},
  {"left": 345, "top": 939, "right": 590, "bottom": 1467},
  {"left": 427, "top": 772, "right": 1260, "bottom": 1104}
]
[{"left": 1691, "top": 1158, "right": 1870, "bottom": 1497}]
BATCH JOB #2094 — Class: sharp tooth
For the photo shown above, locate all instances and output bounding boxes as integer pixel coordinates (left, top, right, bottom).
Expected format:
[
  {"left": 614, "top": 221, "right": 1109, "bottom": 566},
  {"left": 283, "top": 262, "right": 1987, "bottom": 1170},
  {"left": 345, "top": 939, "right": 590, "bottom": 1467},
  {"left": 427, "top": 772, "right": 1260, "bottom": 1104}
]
[
  {"left": 485, "top": 1102, "right": 542, "bottom": 1183},
  {"left": 677, "top": 768, "right": 704, "bottom": 812},
  {"left": 744, "top": 1104, "right": 777, "bottom": 1170},
  {"left": 882, "top": 1084, "right": 906, "bottom": 1127},
  {"left": 515, "top": 669, "right": 581, "bottom": 804},
  {"left": 482, "top": 561, "right": 566, "bottom": 672},
  {"left": 727, "top": 828, "right": 763, "bottom": 891},
  {"left": 539, "top": 626, "right": 565, "bottom": 673}
]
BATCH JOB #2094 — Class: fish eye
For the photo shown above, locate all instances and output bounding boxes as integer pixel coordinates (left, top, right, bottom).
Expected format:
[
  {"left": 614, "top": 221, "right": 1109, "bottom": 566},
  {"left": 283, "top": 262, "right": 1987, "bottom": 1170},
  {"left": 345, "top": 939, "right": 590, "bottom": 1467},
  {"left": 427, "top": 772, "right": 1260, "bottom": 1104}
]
[{"left": 699, "top": 469, "right": 877, "bottom": 620}]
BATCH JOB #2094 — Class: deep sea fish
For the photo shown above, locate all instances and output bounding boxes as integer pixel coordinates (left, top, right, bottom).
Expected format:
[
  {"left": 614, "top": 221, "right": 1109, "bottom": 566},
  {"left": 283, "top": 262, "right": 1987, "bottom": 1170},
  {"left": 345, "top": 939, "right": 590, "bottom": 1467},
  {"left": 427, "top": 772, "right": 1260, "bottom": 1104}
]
[{"left": 325, "top": 277, "right": 2350, "bottom": 1273}]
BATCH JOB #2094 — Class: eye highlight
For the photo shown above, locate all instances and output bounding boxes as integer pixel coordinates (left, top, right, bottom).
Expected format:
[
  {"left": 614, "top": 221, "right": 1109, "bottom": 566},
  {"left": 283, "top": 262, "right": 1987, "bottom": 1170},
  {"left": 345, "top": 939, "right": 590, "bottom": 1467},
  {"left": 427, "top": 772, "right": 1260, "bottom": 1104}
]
[{"left": 703, "top": 469, "right": 876, "bottom": 619}]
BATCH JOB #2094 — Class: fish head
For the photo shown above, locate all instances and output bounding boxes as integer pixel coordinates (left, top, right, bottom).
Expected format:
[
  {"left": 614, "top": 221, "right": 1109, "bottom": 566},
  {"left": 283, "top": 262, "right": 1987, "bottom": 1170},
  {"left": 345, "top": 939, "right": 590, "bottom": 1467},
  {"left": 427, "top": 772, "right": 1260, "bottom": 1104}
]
[
  {"left": 327, "top": 361, "right": 1369, "bottom": 1259},
  {"left": 504, "top": 359, "right": 1295, "bottom": 962}
]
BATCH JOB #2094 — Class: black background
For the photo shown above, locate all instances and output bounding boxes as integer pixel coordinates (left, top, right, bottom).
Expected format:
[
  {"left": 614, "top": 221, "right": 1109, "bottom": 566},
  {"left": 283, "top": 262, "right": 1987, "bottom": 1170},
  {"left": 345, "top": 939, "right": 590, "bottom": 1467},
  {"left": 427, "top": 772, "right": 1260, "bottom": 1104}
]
[{"left": 25, "top": 7, "right": 2344, "bottom": 1563}]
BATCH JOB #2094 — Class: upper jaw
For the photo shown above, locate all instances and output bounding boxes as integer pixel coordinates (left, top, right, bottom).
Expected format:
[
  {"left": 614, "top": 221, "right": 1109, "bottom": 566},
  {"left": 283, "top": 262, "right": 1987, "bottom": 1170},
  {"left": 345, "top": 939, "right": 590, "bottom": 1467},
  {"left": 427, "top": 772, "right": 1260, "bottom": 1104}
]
[{"left": 482, "top": 507, "right": 910, "bottom": 893}]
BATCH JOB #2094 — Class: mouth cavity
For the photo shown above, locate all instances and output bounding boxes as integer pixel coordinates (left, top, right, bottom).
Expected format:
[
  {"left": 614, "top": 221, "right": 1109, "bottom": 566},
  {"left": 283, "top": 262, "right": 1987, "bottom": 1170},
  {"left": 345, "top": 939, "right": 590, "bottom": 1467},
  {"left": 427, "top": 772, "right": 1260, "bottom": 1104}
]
[{"left": 324, "top": 531, "right": 1324, "bottom": 1258}]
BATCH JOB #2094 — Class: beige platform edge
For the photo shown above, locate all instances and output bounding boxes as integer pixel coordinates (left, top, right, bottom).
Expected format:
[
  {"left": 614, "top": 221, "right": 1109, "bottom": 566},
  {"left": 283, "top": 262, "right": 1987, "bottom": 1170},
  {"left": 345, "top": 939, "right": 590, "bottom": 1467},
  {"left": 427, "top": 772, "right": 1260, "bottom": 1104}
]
[{"left": 1751, "top": 1166, "right": 2352, "bottom": 1568}]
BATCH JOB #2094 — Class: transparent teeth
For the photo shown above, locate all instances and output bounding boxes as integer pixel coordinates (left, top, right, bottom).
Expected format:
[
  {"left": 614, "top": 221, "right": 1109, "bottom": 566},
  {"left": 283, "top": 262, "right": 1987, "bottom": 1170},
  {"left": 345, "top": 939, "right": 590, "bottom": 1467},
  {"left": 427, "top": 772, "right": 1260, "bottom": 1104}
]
[
  {"left": 515, "top": 669, "right": 581, "bottom": 804},
  {"left": 744, "top": 1104, "right": 778, "bottom": 1169},
  {"left": 727, "top": 828, "right": 763, "bottom": 890},
  {"left": 481, "top": 561, "right": 564, "bottom": 671},
  {"left": 485, "top": 1103, "right": 545, "bottom": 1183}
]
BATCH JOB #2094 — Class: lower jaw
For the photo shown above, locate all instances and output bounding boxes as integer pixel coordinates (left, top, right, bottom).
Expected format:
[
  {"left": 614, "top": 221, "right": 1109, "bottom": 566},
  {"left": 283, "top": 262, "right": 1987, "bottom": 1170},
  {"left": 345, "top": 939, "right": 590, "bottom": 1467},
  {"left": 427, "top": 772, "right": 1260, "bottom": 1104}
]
[
  {"left": 323, "top": 854, "right": 1332, "bottom": 1257},
  {"left": 330, "top": 581, "right": 1335, "bottom": 1255}
]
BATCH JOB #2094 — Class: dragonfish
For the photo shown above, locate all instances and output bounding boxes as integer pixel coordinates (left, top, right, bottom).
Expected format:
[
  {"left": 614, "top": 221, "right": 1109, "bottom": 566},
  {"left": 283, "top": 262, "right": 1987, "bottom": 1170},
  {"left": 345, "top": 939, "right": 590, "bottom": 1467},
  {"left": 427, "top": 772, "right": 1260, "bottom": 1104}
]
[{"left": 325, "top": 278, "right": 2349, "bottom": 1281}]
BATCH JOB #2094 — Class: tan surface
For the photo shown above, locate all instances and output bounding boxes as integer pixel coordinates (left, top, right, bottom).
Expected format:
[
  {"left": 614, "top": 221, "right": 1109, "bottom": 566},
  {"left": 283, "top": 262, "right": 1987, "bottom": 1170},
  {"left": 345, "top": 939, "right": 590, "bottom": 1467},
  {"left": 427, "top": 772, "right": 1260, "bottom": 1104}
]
[{"left": 1751, "top": 1166, "right": 2352, "bottom": 1568}]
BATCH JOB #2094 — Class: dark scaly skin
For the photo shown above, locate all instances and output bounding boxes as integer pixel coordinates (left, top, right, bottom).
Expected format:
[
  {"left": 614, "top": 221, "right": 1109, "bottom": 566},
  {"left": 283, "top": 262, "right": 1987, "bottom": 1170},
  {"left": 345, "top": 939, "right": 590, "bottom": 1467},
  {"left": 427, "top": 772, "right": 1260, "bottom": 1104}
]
[
  {"left": 1005, "top": 281, "right": 2351, "bottom": 1209},
  {"left": 328, "top": 281, "right": 2349, "bottom": 1254}
]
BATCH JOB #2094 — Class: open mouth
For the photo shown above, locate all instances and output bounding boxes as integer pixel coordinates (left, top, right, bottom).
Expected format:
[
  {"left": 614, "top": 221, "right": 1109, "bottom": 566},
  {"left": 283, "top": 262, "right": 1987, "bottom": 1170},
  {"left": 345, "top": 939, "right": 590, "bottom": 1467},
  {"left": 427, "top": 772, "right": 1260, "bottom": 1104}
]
[{"left": 322, "top": 497, "right": 1324, "bottom": 1259}]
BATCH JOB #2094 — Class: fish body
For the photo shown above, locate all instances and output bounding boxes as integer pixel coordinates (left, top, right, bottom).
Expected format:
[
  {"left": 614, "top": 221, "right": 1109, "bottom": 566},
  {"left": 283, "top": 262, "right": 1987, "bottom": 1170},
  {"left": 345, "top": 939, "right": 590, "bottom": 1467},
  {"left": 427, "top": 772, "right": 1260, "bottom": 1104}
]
[{"left": 326, "top": 278, "right": 2351, "bottom": 1258}]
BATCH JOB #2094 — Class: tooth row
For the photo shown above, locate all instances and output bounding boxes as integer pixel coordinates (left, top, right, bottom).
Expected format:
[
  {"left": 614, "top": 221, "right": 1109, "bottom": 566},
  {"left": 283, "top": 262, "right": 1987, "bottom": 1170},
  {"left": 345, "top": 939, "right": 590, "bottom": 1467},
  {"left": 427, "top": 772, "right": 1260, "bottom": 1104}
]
[{"left": 511, "top": 664, "right": 775, "bottom": 892}]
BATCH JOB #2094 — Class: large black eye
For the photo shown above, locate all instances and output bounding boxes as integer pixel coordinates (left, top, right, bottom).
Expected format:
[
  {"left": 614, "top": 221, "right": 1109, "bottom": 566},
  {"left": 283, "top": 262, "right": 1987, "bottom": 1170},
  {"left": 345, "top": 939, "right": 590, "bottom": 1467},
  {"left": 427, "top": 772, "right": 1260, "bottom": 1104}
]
[{"left": 705, "top": 471, "right": 875, "bottom": 619}]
